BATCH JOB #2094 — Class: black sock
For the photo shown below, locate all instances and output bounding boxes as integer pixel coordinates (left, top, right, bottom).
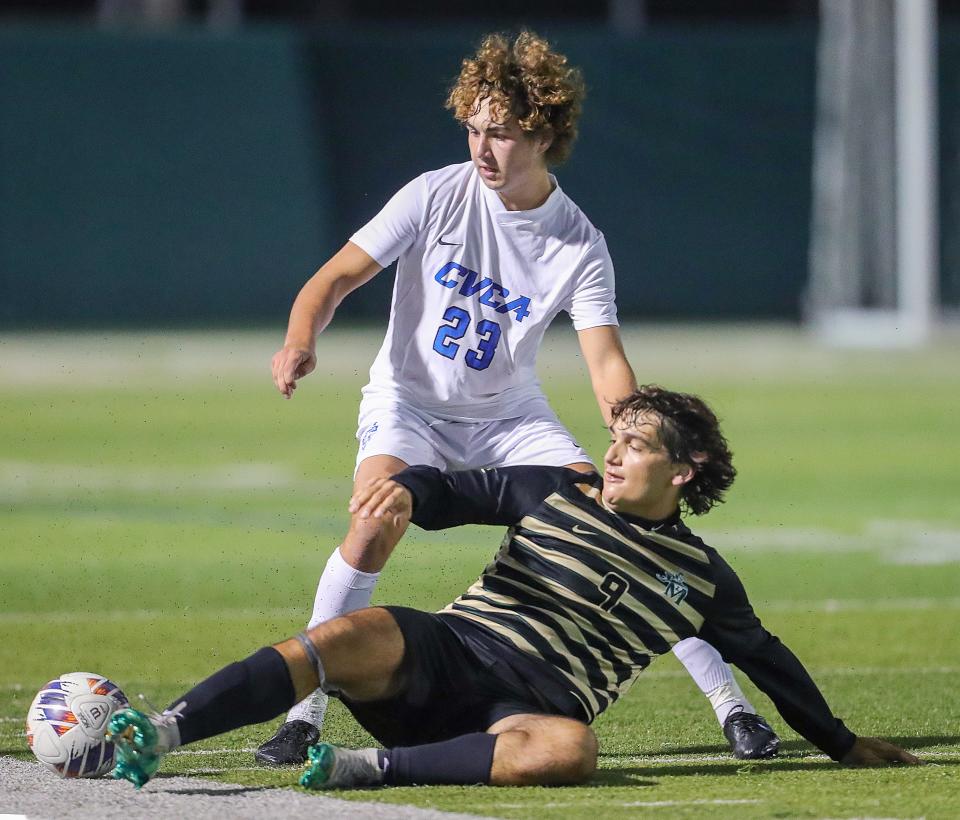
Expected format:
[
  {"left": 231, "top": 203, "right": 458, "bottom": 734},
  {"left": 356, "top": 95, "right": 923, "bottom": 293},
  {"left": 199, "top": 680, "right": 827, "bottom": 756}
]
[
  {"left": 380, "top": 732, "right": 496, "bottom": 786},
  {"left": 170, "top": 646, "right": 295, "bottom": 746}
]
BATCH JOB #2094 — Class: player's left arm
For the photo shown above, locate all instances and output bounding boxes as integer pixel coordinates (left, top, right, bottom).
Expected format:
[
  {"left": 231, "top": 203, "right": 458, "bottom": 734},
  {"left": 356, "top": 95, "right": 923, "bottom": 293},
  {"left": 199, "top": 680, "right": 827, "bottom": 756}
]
[
  {"left": 351, "top": 465, "right": 582, "bottom": 531},
  {"left": 699, "top": 553, "right": 921, "bottom": 765},
  {"left": 576, "top": 325, "right": 637, "bottom": 425}
]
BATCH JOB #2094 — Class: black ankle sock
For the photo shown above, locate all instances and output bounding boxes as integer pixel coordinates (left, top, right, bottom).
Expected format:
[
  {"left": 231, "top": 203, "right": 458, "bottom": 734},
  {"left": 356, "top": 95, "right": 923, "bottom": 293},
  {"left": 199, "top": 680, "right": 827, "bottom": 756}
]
[
  {"left": 171, "top": 646, "right": 294, "bottom": 746},
  {"left": 380, "top": 732, "right": 496, "bottom": 786}
]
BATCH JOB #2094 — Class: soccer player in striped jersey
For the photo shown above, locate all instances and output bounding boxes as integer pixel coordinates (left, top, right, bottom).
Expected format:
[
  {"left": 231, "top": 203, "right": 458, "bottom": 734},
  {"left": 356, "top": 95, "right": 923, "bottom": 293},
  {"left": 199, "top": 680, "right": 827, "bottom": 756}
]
[
  {"left": 262, "top": 30, "right": 772, "bottom": 764},
  {"left": 108, "top": 386, "right": 918, "bottom": 790}
]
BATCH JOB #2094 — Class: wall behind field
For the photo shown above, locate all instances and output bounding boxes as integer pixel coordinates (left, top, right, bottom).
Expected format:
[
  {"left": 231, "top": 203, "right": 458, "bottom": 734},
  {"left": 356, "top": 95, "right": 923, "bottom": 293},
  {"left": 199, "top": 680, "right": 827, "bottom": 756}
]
[{"left": 0, "top": 22, "right": 956, "bottom": 327}]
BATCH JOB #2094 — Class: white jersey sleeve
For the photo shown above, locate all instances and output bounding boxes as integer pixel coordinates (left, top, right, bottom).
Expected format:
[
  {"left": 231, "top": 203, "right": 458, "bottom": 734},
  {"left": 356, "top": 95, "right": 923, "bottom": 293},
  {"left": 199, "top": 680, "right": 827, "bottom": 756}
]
[
  {"left": 565, "top": 234, "right": 619, "bottom": 330},
  {"left": 350, "top": 174, "right": 428, "bottom": 267}
]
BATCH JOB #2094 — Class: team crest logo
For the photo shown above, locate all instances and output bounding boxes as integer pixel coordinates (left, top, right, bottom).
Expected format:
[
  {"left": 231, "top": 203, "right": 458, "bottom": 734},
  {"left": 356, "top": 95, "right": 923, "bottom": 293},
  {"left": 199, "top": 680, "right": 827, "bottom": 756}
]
[
  {"left": 656, "top": 570, "right": 689, "bottom": 604},
  {"left": 360, "top": 422, "right": 379, "bottom": 450}
]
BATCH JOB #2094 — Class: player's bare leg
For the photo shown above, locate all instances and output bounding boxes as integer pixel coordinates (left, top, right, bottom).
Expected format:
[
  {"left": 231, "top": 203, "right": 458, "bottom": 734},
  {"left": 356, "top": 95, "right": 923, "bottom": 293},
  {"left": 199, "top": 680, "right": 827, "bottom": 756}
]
[
  {"left": 277, "top": 607, "right": 407, "bottom": 703},
  {"left": 256, "top": 455, "right": 409, "bottom": 764},
  {"left": 303, "top": 710, "right": 598, "bottom": 790},
  {"left": 339, "top": 455, "right": 413, "bottom": 572},
  {"left": 111, "top": 608, "right": 407, "bottom": 789},
  {"left": 486, "top": 713, "right": 598, "bottom": 786}
]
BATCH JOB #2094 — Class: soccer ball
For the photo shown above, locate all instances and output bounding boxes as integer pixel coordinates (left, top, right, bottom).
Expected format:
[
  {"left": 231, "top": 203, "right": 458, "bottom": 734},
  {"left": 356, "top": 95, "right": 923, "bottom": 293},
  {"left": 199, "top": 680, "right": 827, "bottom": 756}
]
[{"left": 26, "top": 672, "right": 129, "bottom": 778}]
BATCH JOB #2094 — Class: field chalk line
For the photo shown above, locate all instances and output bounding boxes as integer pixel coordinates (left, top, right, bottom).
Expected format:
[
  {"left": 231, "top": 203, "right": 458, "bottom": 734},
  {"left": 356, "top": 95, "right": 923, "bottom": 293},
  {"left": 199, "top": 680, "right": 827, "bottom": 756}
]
[{"left": 3, "top": 597, "right": 959, "bottom": 626}]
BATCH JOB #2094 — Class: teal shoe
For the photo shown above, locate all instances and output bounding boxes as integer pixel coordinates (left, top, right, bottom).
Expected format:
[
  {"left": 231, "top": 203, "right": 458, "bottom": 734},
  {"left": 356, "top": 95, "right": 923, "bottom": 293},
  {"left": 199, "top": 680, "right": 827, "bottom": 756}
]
[
  {"left": 106, "top": 707, "right": 167, "bottom": 788},
  {"left": 299, "top": 742, "right": 383, "bottom": 790}
]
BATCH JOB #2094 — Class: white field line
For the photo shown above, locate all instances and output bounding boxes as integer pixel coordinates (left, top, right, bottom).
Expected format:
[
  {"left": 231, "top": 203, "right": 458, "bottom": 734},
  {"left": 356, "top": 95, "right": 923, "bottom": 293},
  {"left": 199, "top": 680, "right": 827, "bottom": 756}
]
[
  {"left": 760, "top": 597, "right": 960, "bottom": 613},
  {"left": 4, "top": 597, "right": 960, "bottom": 627},
  {"left": 7, "top": 457, "right": 960, "bottom": 562},
  {"left": 0, "top": 606, "right": 306, "bottom": 625},
  {"left": 702, "top": 521, "right": 960, "bottom": 565},
  {"left": 6, "top": 451, "right": 960, "bottom": 567},
  {"left": 162, "top": 748, "right": 958, "bottom": 762},
  {"left": 427, "top": 800, "right": 763, "bottom": 810},
  {"left": 178, "top": 767, "right": 277, "bottom": 775},
  {"left": 170, "top": 747, "right": 258, "bottom": 756},
  {"left": 602, "top": 750, "right": 958, "bottom": 764},
  {"left": 96, "top": 751, "right": 960, "bottom": 783},
  {"left": 0, "top": 460, "right": 327, "bottom": 497},
  {"left": 613, "top": 800, "right": 761, "bottom": 808},
  {"left": 632, "top": 666, "right": 960, "bottom": 678},
  {"left": 0, "top": 329, "right": 383, "bottom": 386}
]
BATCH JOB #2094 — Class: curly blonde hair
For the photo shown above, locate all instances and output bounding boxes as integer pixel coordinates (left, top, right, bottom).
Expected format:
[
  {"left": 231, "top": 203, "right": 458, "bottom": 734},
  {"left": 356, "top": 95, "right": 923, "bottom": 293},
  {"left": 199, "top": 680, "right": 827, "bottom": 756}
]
[{"left": 446, "top": 31, "right": 585, "bottom": 166}]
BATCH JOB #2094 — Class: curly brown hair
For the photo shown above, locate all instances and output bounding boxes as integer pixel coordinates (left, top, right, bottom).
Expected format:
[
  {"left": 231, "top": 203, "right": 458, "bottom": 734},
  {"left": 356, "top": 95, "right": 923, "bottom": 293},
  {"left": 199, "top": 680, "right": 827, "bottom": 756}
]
[
  {"left": 611, "top": 385, "right": 737, "bottom": 516},
  {"left": 446, "top": 30, "right": 585, "bottom": 166}
]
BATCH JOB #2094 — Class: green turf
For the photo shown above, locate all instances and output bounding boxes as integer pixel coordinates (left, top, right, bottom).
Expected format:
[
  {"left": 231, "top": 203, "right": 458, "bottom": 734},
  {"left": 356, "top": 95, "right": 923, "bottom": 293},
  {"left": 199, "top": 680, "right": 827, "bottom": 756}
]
[{"left": 2, "top": 328, "right": 959, "bottom": 818}]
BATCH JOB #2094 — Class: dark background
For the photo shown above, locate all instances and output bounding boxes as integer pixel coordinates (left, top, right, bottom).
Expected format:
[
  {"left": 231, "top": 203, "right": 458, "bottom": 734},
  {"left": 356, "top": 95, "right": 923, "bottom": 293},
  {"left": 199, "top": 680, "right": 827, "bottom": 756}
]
[{"left": 1, "top": 2, "right": 957, "bottom": 326}]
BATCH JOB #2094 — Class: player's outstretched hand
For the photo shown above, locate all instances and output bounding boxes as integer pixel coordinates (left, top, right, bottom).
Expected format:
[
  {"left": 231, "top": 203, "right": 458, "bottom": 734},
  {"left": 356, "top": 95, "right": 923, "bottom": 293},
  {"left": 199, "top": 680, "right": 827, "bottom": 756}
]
[
  {"left": 841, "top": 737, "right": 921, "bottom": 767},
  {"left": 349, "top": 478, "right": 413, "bottom": 528},
  {"left": 272, "top": 346, "right": 317, "bottom": 399}
]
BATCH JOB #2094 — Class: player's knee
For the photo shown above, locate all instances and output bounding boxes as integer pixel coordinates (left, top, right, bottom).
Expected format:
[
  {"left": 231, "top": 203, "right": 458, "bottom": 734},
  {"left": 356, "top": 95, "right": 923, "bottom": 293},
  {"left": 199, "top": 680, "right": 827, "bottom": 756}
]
[
  {"left": 556, "top": 724, "right": 598, "bottom": 783},
  {"left": 504, "top": 721, "right": 597, "bottom": 785},
  {"left": 342, "top": 513, "right": 404, "bottom": 567}
]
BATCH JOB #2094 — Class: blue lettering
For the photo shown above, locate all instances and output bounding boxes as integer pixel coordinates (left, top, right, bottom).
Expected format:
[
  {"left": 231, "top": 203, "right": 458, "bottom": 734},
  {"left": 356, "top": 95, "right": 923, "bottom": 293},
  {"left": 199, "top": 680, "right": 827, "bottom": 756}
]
[
  {"left": 497, "top": 296, "right": 532, "bottom": 323},
  {"left": 434, "top": 262, "right": 467, "bottom": 289},
  {"left": 432, "top": 306, "right": 470, "bottom": 359},
  {"left": 433, "top": 263, "right": 532, "bottom": 324},
  {"left": 465, "top": 319, "right": 501, "bottom": 370},
  {"left": 478, "top": 283, "right": 508, "bottom": 310},
  {"left": 458, "top": 271, "right": 493, "bottom": 297}
]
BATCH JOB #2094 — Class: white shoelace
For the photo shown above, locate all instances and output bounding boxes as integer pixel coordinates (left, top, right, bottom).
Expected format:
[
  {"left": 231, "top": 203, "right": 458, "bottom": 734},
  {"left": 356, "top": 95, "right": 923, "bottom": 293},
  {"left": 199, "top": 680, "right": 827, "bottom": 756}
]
[{"left": 133, "top": 693, "right": 185, "bottom": 751}]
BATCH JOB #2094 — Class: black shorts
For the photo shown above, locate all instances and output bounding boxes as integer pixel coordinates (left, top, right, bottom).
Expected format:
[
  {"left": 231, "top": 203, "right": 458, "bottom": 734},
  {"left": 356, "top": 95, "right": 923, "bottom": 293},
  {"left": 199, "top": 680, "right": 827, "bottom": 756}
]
[{"left": 338, "top": 606, "right": 584, "bottom": 748}]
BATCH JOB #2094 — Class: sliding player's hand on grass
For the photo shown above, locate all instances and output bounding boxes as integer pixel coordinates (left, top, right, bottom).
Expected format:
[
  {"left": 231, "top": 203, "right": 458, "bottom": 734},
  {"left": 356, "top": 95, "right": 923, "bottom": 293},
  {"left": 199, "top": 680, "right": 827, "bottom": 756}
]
[
  {"left": 272, "top": 346, "right": 317, "bottom": 399},
  {"left": 349, "top": 478, "right": 413, "bottom": 528},
  {"left": 841, "top": 737, "right": 921, "bottom": 766}
]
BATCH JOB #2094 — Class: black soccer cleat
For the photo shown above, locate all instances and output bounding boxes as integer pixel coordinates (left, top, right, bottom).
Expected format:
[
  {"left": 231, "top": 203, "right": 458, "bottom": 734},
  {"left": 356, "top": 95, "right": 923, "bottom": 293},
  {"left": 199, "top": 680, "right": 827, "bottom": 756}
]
[
  {"left": 722, "top": 711, "right": 781, "bottom": 760},
  {"left": 254, "top": 719, "right": 320, "bottom": 766}
]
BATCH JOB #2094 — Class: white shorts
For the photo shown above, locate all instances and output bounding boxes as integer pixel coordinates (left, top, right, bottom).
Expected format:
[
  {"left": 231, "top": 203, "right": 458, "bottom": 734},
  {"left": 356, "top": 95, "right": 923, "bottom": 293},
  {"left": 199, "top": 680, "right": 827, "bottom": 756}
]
[{"left": 354, "top": 397, "right": 593, "bottom": 474}]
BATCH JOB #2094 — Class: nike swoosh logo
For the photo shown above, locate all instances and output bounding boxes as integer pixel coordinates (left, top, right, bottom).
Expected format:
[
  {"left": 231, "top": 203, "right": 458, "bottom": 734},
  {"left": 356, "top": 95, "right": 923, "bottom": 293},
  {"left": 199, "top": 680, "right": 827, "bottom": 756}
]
[
  {"left": 438, "top": 236, "right": 462, "bottom": 246},
  {"left": 572, "top": 525, "right": 594, "bottom": 536}
]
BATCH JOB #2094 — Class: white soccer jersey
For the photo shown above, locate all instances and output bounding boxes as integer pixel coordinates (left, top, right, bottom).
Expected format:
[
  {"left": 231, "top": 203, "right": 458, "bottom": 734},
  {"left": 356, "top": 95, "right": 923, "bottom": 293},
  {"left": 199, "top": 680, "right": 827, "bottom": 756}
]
[{"left": 350, "top": 161, "right": 618, "bottom": 422}]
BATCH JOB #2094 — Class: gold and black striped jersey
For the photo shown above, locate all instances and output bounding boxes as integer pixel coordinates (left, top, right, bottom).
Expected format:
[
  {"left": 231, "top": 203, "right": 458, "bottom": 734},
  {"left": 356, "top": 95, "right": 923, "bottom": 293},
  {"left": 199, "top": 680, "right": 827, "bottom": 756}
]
[
  {"left": 443, "top": 476, "right": 713, "bottom": 721},
  {"left": 394, "top": 464, "right": 856, "bottom": 761}
]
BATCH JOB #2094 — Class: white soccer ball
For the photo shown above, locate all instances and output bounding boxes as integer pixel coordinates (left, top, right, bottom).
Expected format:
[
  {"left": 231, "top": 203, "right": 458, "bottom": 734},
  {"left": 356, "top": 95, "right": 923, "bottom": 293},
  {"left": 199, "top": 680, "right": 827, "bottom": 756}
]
[{"left": 26, "top": 672, "right": 129, "bottom": 778}]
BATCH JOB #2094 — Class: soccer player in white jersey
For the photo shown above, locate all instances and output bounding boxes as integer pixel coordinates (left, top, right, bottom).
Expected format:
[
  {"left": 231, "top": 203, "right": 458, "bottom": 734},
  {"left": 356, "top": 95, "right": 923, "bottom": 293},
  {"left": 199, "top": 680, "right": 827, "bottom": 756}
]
[{"left": 258, "top": 31, "right": 778, "bottom": 764}]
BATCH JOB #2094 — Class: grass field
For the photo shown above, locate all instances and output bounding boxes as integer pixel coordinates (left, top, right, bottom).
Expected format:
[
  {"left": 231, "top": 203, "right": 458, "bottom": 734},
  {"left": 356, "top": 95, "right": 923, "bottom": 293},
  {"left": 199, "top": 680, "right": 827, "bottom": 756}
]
[{"left": 2, "top": 325, "right": 959, "bottom": 818}]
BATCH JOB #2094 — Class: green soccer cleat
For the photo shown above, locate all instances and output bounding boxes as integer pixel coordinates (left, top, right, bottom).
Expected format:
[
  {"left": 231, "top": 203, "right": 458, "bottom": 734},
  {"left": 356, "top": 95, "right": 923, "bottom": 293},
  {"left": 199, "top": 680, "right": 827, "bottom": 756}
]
[
  {"left": 106, "top": 706, "right": 178, "bottom": 789},
  {"left": 299, "top": 742, "right": 383, "bottom": 790}
]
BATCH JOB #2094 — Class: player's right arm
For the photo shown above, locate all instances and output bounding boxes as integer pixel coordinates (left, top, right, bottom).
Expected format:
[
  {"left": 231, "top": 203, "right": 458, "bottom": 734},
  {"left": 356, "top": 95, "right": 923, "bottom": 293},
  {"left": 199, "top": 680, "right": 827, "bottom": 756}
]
[
  {"left": 272, "top": 241, "right": 382, "bottom": 398},
  {"left": 274, "top": 171, "right": 429, "bottom": 398}
]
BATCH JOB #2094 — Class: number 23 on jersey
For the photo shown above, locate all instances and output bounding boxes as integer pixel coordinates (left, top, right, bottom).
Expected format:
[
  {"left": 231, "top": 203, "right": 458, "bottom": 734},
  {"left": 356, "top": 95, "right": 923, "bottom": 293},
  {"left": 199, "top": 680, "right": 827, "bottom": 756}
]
[{"left": 432, "top": 307, "right": 501, "bottom": 371}]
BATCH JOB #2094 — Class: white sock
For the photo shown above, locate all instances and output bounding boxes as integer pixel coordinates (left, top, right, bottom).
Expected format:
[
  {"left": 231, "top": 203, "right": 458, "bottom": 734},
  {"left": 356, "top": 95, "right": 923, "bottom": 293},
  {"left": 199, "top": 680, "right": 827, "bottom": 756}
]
[
  {"left": 286, "top": 548, "right": 380, "bottom": 727},
  {"left": 156, "top": 701, "right": 185, "bottom": 752},
  {"left": 672, "top": 637, "right": 755, "bottom": 726}
]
